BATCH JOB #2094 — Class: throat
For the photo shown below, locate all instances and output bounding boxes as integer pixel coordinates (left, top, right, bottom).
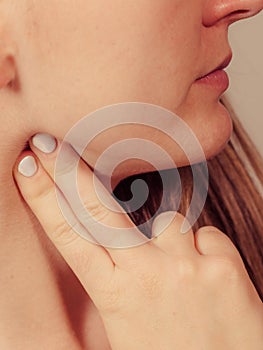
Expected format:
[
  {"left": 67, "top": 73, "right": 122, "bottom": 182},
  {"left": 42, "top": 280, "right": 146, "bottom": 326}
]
[{"left": 0, "top": 177, "right": 110, "bottom": 349}]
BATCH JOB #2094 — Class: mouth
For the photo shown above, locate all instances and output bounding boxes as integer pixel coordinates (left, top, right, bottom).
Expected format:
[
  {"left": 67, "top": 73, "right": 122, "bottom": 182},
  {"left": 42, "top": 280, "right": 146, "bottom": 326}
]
[
  {"left": 194, "top": 53, "right": 232, "bottom": 91},
  {"left": 196, "top": 52, "right": 233, "bottom": 80},
  {"left": 195, "top": 69, "right": 230, "bottom": 91}
]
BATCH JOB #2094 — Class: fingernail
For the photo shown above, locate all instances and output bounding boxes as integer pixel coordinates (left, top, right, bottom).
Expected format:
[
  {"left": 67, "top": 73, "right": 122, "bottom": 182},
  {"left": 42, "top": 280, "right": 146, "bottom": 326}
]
[
  {"left": 18, "top": 156, "right": 38, "bottom": 177},
  {"left": 32, "top": 133, "right": 57, "bottom": 154}
]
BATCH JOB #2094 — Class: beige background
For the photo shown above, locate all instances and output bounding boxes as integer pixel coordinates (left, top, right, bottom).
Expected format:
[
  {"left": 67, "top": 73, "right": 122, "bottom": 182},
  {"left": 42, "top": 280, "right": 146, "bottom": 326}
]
[{"left": 226, "top": 12, "right": 263, "bottom": 156}]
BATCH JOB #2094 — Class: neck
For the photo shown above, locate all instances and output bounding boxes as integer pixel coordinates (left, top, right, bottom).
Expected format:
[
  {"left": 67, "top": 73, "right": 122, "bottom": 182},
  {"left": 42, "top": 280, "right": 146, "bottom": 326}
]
[
  {"left": 0, "top": 138, "right": 81, "bottom": 348},
  {"left": 0, "top": 138, "right": 111, "bottom": 349}
]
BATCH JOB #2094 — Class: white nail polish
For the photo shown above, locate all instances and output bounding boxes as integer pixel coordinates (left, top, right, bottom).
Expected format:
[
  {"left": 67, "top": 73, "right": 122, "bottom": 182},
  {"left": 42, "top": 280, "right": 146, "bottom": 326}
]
[
  {"left": 32, "top": 133, "right": 57, "bottom": 154},
  {"left": 18, "top": 156, "right": 38, "bottom": 177}
]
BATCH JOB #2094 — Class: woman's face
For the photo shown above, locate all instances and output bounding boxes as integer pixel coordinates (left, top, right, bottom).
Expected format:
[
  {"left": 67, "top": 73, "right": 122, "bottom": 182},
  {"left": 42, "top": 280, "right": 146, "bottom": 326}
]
[{"left": 2, "top": 0, "right": 263, "bottom": 184}]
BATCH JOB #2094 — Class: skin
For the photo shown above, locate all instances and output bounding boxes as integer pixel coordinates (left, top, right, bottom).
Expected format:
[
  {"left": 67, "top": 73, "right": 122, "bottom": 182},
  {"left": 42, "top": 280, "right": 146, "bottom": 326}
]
[
  {"left": 13, "top": 137, "right": 263, "bottom": 349},
  {"left": 2, "top": 0, "right": 261, "bottom": 183},
  {"left": 0, "top": 0, "right": 263, "bottom": 348}
]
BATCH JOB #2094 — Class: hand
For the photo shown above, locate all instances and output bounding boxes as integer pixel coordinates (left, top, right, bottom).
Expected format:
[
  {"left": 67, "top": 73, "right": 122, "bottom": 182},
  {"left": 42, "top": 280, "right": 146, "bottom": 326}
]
[{"left": 13, "top": 133, "right": 263, "bottom": 350}]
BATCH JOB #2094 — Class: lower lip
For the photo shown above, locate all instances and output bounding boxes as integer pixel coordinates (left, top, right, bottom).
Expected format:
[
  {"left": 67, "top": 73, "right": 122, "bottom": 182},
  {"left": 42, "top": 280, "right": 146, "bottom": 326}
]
[{"left": 195, "top": 69, "right": 229, "bottom": 91}]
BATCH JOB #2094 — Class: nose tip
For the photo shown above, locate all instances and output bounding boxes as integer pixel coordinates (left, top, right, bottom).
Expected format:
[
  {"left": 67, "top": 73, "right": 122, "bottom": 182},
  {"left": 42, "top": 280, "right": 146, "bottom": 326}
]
[{"left": 203, "top": 0, "right": 263, "bottom": 27}]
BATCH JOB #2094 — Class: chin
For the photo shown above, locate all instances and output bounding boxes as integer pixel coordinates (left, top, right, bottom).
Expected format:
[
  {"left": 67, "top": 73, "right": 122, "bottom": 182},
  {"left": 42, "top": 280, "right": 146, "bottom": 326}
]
[
  {"left": 109, "top": 99, "right": 233, "bottom": 187},
  {"left": 200, "top": 98, "right": 233, "bottom": 161}
]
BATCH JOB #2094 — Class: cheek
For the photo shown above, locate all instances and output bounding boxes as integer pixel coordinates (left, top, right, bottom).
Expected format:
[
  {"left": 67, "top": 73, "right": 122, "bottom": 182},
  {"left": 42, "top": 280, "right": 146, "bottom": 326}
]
[
  {"left": 22, "top": 1, "right": 201, "bottom": 117},
  {"left": 20, "top": 1, "right": 202, "bottom": 150}
]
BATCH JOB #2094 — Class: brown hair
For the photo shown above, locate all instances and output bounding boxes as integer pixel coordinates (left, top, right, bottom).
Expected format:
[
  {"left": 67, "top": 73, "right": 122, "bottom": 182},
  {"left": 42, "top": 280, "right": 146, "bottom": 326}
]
[{"left": 114, "top": 96, "right": 263, "bottom": 300}]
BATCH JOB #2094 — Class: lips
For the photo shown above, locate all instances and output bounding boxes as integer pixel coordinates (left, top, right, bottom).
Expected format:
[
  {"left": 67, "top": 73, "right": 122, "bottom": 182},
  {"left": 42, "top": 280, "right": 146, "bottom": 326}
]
[{"left": 196, "top": 53, "right": 233, "bottom": 80}]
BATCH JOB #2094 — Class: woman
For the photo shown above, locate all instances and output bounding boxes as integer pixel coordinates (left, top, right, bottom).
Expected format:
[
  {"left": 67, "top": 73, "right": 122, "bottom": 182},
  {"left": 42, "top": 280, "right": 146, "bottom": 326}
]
[{"left": 0, "top": 0, "right": 263, "bottom": 349}]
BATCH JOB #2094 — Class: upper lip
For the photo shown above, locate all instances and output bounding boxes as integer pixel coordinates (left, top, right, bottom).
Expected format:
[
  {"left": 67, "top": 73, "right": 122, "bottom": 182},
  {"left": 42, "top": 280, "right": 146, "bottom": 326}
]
[{"left": 197, "top": 52, "right": 233, "bottom": 80}]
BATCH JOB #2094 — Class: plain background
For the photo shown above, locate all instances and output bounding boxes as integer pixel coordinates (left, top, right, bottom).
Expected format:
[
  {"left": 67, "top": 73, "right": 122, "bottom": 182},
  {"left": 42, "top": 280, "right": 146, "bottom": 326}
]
[{"left": 226, "top": 11, "right": 263, "bottom": 156}]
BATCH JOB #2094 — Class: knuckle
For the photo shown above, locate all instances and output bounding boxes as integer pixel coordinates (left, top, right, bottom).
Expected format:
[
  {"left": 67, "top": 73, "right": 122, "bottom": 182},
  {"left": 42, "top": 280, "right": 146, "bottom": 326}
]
[
  {"left": 173, "top": 257, "right": 197, "bottom": 280},
  {"left": 56, "top": 146, "right": 78, "bottom": 177},
  {"left": 207, "top": 256, "right": 243, "bottom": 282},
  {"left": 31, "top": 182, "right": 55, "bottom": 204},
  {"left": 152, "top": 257, "right": 199, "bottom": 291},
  {"left": 80, "top": 197, "right": 110, "bottom": 224},
  {"left": 51, "top": 220, "right": 79, "bottom": 247}
]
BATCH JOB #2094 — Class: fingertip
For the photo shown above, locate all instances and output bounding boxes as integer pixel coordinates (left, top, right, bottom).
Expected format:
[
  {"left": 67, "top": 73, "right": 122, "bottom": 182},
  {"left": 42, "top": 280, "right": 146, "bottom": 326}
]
[
  {"left": 152, "top": 211, "right": 192, "bottom": 237},
  {"left": 14, "top": 152, "right": 38, "bottom": 179},
  {"left": 194, "top": 225, "right": 238, "bottom": 257},
  {"left": 195, "top": 225, "right": 223, "bottom": 236},
  {"left": 152, "top": 211, "right": 177, "bottom": 237},
  {"left": 18, "top": 155, "right": 38, "bottom": 178},
  {"left": 29, "top": 133, "right": 59, "bottom": 157}
]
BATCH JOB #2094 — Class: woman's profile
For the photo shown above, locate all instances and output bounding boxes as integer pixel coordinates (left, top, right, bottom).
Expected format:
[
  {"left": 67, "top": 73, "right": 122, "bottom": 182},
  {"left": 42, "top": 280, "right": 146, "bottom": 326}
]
[{"left": 0, "top": 1, "right": 262, "bottom": 349}]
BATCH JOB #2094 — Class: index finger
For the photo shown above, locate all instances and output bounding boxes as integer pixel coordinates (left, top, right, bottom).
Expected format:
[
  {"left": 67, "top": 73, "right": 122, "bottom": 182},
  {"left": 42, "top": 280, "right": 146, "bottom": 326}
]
[{"left": 14, "top": 134, "right": 158, "bottom": 273}]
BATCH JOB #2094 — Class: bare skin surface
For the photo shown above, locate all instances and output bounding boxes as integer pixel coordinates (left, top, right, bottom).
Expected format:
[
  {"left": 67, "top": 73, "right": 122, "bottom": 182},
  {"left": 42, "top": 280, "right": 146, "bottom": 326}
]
[{"left": 1, "top": 0, "right": 263, "bottom": 348}]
